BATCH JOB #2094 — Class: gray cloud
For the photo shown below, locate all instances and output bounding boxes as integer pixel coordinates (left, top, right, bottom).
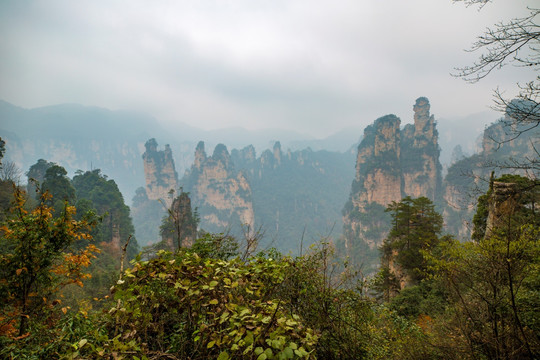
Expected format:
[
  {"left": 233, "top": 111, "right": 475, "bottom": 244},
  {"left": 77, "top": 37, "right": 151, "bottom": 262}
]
[{"left": 0, "top": 0, "right": 536, "bottom": 138}]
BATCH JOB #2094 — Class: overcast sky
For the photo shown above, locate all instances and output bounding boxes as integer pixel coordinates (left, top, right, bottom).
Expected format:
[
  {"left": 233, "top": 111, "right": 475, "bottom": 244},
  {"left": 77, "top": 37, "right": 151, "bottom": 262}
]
[{"left": 0, "top": 0, "right": 536, "bottom": 138}]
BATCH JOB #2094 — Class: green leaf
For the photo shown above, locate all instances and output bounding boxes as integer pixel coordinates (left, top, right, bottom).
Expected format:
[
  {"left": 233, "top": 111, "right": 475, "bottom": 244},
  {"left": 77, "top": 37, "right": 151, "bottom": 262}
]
[
  {"left": 264, "top": 348, "right": 273, "bottom": 357},
  {"left": 256, "top": 354, "right": 267, "bottom": 360},
  {"left": 209, "top": 299, "right": 219, "bottom": 305},
  {"left": 207, "top": 340, "right": 216, "bottom": 349},
  {"left": 217, "top": 351, "right": 230, "bottom": 360},
  {"left": 78, "top": 339, "right": 88, "bottom": 348},
  {"left": 283, "top": 347, "right": 294, "bottom": 359}
]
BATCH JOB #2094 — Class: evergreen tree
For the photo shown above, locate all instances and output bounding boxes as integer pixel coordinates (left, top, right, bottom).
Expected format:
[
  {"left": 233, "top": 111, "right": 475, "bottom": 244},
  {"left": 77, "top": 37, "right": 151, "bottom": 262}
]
[
  {"left": 26, "top": 159, "right": 54, "bottom": 196},
  {"left": 382, "top": 196, "right": 443, "bottom": 284},
  {"left": 41, "top": 165, "right": 76, "bottom": 215}
]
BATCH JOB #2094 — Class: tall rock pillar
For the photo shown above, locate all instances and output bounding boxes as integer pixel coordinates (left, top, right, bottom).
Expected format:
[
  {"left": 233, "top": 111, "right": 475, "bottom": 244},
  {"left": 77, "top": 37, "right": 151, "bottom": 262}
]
[{"left": 142, "top": 138, "right": 179, "bottom": 208}]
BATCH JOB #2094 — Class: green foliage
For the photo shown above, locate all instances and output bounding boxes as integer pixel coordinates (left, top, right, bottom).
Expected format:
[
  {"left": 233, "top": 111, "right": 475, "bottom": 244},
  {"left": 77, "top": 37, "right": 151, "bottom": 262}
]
[
  {"left": 388, "top": 280, "right": 448, "bottom": 319},
  {"left": 190, "top": 232, "right": 239, "bottom": 260},
  {"left": 75, "top": 251, "right": 318, "bottom": 359},
  {"left": 370, "top": 265, "right": 400, "bottom": 303},
  {"left": 426, "top": 174, "right": 540, "bottom": 359},
  {"left": 429, "top": 226, "right": 540, "bottom": 359},
  {"left": 366, "top": 306, "right": 442, "bottom": 360},
  {"left": 383, "top": 196, "right": 443, "bottom": 283},
  {"left": 0, "top": 180, "right": 17, "bottom": 223},
  {"left": 273, "top": 243, "right": 373, "bottom": 360},
  {"left": 42, "top": 165, "right": 76, "bottom": 215}
]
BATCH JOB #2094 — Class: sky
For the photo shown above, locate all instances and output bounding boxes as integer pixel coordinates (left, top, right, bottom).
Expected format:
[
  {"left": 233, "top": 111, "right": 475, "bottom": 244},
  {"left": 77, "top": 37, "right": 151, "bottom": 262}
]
[{"left": 0, "top": 0, "right": 537, "bottom": 138}]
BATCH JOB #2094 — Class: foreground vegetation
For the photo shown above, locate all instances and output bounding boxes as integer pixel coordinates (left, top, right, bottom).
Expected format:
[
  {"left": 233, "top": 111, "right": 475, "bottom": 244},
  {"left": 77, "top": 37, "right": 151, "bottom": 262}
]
[{"left": 0, "top": 175, "right": 538, "bottom": 359}]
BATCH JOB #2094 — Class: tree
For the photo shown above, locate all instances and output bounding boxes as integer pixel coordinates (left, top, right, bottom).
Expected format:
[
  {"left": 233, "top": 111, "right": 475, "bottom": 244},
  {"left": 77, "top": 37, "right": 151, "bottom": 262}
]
[
  {"left": 26, "top": 159, "right": 54, "bottom": 197},
  {"left": 0, "top": 187, "right": 98, "bottom": 338},
  {"left": 0, "top": 160, "right": 22, "bottom": 184},
  {"left": 41, "top": 165, "right": 76, "bottom": 215},
  {"left": 381, "top": 196, "right": 443, "bottom": 285},
  {"left": 0, "top": 137, "right": 5, "bottom": 167},
  {"left": 454, "top": 1, "right": 540, "bottom": 172},
  {"left": 430, "top": 174, "right": 540, "bottom": 359}
]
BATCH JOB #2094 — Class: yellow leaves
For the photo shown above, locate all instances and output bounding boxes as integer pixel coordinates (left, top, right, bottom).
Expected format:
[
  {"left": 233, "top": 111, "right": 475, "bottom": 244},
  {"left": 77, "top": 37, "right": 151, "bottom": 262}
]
[{"left": 65, "top": 205, "right": 77, "bottom": 215}]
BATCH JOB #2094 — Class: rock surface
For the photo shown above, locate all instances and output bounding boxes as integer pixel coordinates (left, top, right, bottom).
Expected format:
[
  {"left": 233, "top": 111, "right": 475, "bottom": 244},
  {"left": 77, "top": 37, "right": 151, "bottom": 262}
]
[
  {"left": 182, "top": 142, "right": 255, "bottom": 234},
  {"left": 342, "top": 98, "right": 442, "bottom": 268},
  {"left": 142, "top": 138, "right": 179, "bottom": 208}
]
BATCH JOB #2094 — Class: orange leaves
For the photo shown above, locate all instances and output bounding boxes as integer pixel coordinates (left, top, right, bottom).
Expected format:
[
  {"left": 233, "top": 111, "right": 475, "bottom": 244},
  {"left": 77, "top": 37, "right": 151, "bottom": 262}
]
[
  {"left": 416, "top": 314, "right": 433, "bottom": 331},
  {"left": 50, "top": 243, "right": 100, "bottom": 290},
  {"left": 0, "top": 315, "right": 17, "bottom": 338}
]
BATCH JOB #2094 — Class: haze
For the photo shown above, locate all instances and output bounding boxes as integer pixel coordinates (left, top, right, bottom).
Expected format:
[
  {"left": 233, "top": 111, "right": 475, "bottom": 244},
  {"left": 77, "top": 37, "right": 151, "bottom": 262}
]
[{"left": 0, "top": 0, "right": 536, "bottom": 138}]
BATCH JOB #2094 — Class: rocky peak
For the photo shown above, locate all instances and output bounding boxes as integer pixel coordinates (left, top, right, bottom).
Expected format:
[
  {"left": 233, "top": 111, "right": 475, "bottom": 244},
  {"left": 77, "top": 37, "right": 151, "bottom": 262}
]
[
  {"left": 181, "top": 142, "right": 255, "bottom": 235},
  {"left": 145, "top": 138, "right": 158, "bottom": 152},
  {"left": 273, "top": 141, "right": 282, "bottom": 165},
  {"left": 413, "top": 97, "right": 436, "bottom": 146},
  {"left": 413, "top": 97, "right": 430, "bottom": 122},
  {"left": 236, "top": 145, "right": 256, "bottom": 162},
  {"left": 342, "top": 98, "right": 442, "bottom": 265},
  {"left": 212, "top": 143, "right": 231, "bottom": 168},
  {"left": 373, "top": 115, "right": 401, "bottom": 157},
  {"left": 142, "top": 138, "right": 178, "bottom": 207},
  {"left": 194, "top": 141, "right": 207, "bottom": 170}
]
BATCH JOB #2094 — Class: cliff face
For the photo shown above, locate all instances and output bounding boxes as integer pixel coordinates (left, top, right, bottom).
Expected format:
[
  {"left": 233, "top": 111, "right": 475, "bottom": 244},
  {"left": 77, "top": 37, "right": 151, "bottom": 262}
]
[
  {"left": 182, "top": 142, "right": 255, "bottom": 234},
  {"left": 401, "top": 97, "right": 441, "bottom": 200},
  {"left": 142, "top": 138, "right": 179, "bottom": 208},
  {"left": 342, "top": 97, "right": 442, "bottom": 269},
  {"left": 442, "top": 111, "right": 539, "bottom": 239}
]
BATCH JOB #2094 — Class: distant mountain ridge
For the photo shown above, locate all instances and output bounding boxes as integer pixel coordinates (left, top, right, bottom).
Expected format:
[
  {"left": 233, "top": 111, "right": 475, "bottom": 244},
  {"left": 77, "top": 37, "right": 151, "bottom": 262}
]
[
  {"left": 0, "top": 100, "right": 362, "bottom": 201},
  {"left": 1, "top": 99, "right": 510, "bottom": 256}
]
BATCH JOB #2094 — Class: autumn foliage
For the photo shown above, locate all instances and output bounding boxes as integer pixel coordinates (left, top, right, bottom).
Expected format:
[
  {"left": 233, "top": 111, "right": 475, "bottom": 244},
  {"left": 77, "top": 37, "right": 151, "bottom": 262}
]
[{"left": 0, "top": 187, "right": 99, "bottom": 340}]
